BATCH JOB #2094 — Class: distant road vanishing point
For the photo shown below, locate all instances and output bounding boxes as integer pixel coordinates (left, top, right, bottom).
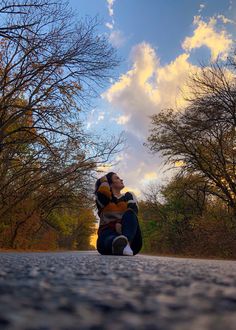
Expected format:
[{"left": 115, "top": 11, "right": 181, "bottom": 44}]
[{"left": 0, "top": 251, "right": 236, "bottom": 330}]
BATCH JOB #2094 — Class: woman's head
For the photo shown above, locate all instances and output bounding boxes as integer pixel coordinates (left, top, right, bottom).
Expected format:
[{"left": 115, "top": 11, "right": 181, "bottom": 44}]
[
  {"left": 107, "top": 172, "right": 124, "bottom": 192},
  {"left": 95, "top": 172, "right": 124, "bottom": 194}
]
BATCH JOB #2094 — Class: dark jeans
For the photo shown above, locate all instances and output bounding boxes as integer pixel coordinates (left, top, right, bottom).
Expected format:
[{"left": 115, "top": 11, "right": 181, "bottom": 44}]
[{"left": 96, "top": 210, "right": 142, "bottom": 255}]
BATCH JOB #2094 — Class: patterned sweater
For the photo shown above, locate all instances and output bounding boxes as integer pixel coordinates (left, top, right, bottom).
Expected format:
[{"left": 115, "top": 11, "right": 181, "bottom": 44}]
[{"left": 95, "top": 177, "right": 138, "bottom": 235}]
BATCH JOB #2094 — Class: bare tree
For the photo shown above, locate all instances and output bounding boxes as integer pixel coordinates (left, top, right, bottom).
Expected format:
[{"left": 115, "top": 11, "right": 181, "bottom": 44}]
[
  {"left": 0, "top": 0, "right": 119, "bottom": 149},
  {"left": 0, "top": 0, "right": 123, "bottom": 247},
  {"left": 146, "top": 59, "right": 236, "bottom": 216}
]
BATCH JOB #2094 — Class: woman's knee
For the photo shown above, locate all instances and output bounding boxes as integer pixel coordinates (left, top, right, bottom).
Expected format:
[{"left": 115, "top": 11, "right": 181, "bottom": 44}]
[
  {"left": 122, "top": 210, "right": 139, "bottom": 227},
  {"left": 123, "top": 209, "right": 137, "bottom": 219},
  {"left": 96, "top": 231, "right": 117, "bottom": 255}
]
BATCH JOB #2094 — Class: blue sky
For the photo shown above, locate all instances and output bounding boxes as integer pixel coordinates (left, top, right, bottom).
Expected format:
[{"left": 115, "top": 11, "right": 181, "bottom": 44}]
[{"left": 69, "top": 0, "right": 236, "bottom": 197}]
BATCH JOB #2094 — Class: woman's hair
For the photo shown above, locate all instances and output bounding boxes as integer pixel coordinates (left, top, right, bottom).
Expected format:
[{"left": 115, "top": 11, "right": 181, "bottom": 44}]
[
  {"left": 94, "top": 172, "right": 115, "bottom": 194},
  {"left": 106, "top": 172, "right": 115, "bottom": 185}
]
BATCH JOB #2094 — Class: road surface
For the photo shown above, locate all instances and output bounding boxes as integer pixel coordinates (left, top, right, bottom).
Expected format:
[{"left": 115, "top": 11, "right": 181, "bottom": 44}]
[{"left": 0, "top": 251, "right": 236, "bottom": 329}]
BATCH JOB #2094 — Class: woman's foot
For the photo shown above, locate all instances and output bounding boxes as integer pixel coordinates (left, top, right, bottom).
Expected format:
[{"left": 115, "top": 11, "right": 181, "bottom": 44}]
[
  {"left": 112, "top": 235, "right": 128, "bottom": 255},
  {"left": 112, "top": 236, "right": 134, "bottom": 256},
  {"left": 123, "top": 242, "right": 134, "bottom": 256}
]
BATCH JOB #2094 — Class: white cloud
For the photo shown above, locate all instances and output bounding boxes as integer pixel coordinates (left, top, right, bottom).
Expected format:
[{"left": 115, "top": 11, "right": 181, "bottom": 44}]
[
  {"left": 141, "top": 171, "right": 158, "bottom": 184},
  {"left": 101, "top": 15, "right": 234, "bottom": 197},
  {"left": 98, "top": 112, "right": 105, "bottom": 121},
  {"left": 103, "top": 42, "right": 197, "bottom": 138},
  {"left": 105, "top": 0, "right": 126, "bottom": 47},
  {"left": 109, "top": 30, "right": 126, "bottom": 47},
  {"left": 105, "top": 0, "right": 115, "bottom": 30},
  {"left": 105, "top": 22, "right": 113, "bottom": 30},
  {"left": 113, "top": 114, "right": 131, "bottom": 125},
  {"left": 102, "top": 43, "right": 198, "bottom": 196},
  {"left": 85, "top": 108, "right": 96, "bottom": 129},
  {"left": 198, "top": 4, "right": 205, "bottom": 13},
  {"left": 85, "top": 109, "right": 107, "bottom": 130},
  {"left": 97, "top": 164, "right": 113, "bottom": 172},
  {"left": 106, "top": 130, "right": 169, "bottom": 200},
  {"left": 217, "top": 15, "right": 235, "bottom": 25},
  {"left": 122, "top": 186, "right": 142, "bottom": 198},
  {"left": 182, "top": 15, "right": 233, "bottom": 61},
  {"left": 107, "top": 0, "right": 115, "bottom": 17},
  {"left": 114, "top": 154, "right": 124, "bottom": 162}
]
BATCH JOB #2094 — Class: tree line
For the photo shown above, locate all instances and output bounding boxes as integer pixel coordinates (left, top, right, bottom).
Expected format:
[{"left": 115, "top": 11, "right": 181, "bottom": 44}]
[
  {"left": 1, "top": 1, "right": 235, "bottom": 256},
  {"left": 140, "top": 54, "right": 236, "bottom": 258},
  {"left": 0, "top": 0, "right": 121, "bottom": 250}
]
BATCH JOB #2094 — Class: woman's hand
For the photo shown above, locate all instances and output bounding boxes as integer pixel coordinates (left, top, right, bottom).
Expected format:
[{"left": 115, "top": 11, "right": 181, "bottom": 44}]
[
  {"left": 96, "top": 175, "right": 112, "bottom": 201},
  {"left": 99, "top": 175, "right": 110, "bottom": 188},
  {"left": 100, "top": 175, "right": 108, "bottom": 183},
  {"left": 115, "top": 222, "right": 122, "bottom": 234}
]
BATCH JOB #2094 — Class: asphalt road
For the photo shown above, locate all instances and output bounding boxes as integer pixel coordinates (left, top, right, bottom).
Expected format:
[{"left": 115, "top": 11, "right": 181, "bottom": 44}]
[{"left": 0, "top": 251, "right": 236, "bottom": 330}]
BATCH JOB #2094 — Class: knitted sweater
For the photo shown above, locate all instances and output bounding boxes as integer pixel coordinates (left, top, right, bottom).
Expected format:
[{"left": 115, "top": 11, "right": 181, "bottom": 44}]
[{"left": 95, "top": 178, "right": 138, "bottom": 235}]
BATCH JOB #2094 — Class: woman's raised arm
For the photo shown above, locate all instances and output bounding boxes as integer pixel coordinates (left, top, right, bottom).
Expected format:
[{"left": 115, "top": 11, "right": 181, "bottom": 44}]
[{"left": 95, "top": 175, "right": 112, "bottom": 208}]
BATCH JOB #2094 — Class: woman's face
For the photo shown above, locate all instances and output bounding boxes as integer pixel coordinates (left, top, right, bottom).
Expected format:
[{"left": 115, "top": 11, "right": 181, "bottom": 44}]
[{"left": 111, "top": 173, "right": 124, "bottom": 190}]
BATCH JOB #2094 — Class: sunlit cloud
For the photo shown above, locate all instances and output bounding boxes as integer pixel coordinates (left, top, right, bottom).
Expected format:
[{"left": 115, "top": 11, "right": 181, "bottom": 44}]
[
  {"left": 141, "top": 171, "right": 158, "bottom": 183},
  {"left": 107, "top": 131, "right": 165, "bottom": 200},
  {"left": 101, "top": 15, "right": 235, "bottom": 197},
  {"left": 113, "top": 114, "right": 130, "bottom": 125},
  {"left": 114, "top": 154, "right": 124, "bottom": 162},
  {"left": 97, "top": 164, "right": 113, "bottom": 172},
  {"left": 104, "top": 15, "right": 234, "bottom": 137},
  {"left": 122, "top": 186, "right": 142, "bottom": 198},
  {"left": 217, "top": 14, "right": 236, "bottom": 25},
  {"left": 103, "top": 42, "right": 159, "bottom": 132},
  {"left": 103, "top": 42, "right": 197, "bottom": 138},
  {"left": 156, "top": 53, "right": 198, "bottom": 109},
  {"left": 182, "top": 15, "right": 233, "bottom": 61},
  {"left": 175, "top": 161, "right": 185, "bottom": 167}
]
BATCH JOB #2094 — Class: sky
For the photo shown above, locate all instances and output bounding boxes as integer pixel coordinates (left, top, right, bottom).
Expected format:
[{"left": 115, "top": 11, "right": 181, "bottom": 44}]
[{"left": 69, "top": 0, "right": 236, "bottom": 199}]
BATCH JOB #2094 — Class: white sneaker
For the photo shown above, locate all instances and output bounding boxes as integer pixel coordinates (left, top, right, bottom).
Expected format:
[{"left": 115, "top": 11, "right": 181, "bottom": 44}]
[{"left": 123, "top": 243, "right": 133, "bottom": 256}]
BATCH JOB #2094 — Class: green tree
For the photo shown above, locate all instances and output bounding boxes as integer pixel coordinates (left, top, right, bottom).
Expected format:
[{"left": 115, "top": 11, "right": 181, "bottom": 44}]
[{"left": 48, "top": 208, "right": 97, "bottom": 250}]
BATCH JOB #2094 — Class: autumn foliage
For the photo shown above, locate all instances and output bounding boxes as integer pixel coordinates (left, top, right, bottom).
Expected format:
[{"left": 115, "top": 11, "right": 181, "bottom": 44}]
[
  {"left": 142, "top": 56, "right": 236, "bottom": 258},
  {"left": 139, "top": 174, "right": 236, "bottom": 258},
  {"left": 0, "top": 0, "right": 120, "bottom": 250}
]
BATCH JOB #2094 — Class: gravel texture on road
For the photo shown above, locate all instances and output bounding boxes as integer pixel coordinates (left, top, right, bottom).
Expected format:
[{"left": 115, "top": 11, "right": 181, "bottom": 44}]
[{"left": 0, "top": 251, "right": 236, "bottom": 330}]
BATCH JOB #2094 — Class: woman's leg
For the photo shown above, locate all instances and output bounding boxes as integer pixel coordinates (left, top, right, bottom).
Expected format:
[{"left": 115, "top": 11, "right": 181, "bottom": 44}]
[
  {"left": 122, "top": 210, "right": 143, "bottom": 255},
  {"left": 96, "top": 228, "right": 119, "bottom": 255},
  {"left": 130, "top": 224, "right": 142, "bottom": 255}
]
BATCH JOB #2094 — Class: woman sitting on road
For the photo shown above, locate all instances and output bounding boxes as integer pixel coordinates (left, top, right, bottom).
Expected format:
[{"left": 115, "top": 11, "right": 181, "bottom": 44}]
[{"left": 95, "top": 172, "right": 142, "bottom": 256}]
